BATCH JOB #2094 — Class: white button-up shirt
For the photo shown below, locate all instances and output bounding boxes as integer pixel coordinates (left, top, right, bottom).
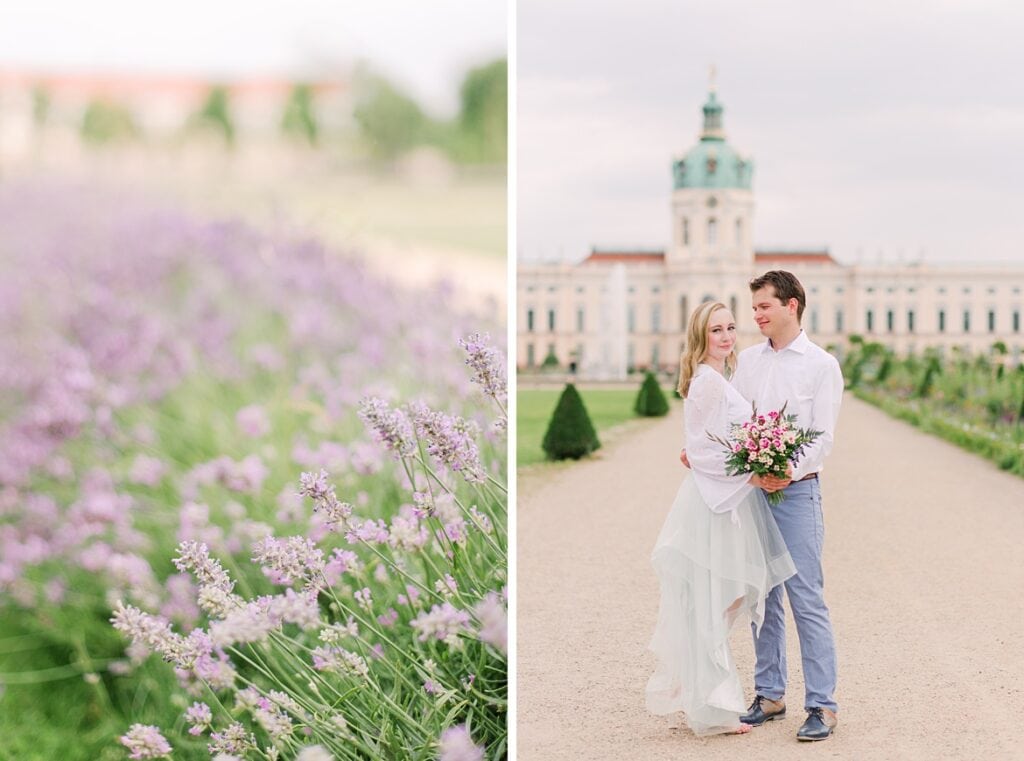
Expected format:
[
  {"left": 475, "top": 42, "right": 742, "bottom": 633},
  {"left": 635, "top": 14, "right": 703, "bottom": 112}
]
[{"left": 731, "top": 330, "right": 844, "bottom": 481}]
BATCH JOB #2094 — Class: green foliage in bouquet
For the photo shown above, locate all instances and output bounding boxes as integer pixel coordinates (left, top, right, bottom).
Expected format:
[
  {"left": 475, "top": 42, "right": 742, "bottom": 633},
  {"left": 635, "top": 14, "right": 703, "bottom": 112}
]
[
  {"left": 542, "top": 384, "right": 600, "bottom": 460},
  {"left": 634, "top": 372, "right": 669, "bottom": 417}
]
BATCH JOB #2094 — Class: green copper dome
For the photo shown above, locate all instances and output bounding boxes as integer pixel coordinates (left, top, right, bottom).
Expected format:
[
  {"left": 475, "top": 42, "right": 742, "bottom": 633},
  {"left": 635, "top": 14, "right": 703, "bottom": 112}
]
[{"left": 673, "top": 90, "right": 753, "bottom": 190}]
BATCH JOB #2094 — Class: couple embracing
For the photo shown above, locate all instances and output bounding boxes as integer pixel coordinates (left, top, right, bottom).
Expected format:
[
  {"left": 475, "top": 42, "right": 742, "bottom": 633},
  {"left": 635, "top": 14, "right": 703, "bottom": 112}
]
[{"left": 645, "top": 270, "right": 844, "bottom": 742}]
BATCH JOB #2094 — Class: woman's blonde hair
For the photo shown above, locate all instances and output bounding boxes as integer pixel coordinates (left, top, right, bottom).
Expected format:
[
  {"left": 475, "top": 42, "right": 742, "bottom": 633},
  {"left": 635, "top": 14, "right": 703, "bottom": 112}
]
[{"left": 676, "top": 301, "right": 738, "bottom": 397}]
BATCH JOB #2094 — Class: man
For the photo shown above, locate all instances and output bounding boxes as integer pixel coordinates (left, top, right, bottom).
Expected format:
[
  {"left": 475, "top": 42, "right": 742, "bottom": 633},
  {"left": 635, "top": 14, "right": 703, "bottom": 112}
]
[{"left": 681, "top": 270, "right": 844, "bottom": 741}]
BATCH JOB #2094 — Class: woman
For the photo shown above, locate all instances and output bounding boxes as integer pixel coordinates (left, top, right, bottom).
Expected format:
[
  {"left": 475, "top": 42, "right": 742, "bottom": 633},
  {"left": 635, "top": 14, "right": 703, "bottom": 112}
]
[{"left": 645, "top": 300, "right": 796, "bottom": 736}]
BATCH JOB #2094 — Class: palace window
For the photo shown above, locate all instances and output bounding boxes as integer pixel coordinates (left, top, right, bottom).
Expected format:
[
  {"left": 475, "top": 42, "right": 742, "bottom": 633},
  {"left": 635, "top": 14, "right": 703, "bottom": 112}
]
[
  {"left": 887, "top": 310, "right": 894, "bottom": 333},
  {"left": 989, "top": 310, "right": 996, "bottom": 333},
  {"left": 811, "top": 309, "right": 819, "bottom": 334},
  {"left": 680, "top": 295, "right": 689, "bottom": 330},
  {"left": 1014, "top": 311, "right": 1021, "bottom": 333},
  {"left": 577, "top": 307, "right": 585, "bottom": 333},
  {"left": 735, "top": 218, "right": 743, "bottom": 245},
  {"left": 836, "top": 309, "right": 844, "bottom": 333},
  {"left": 628, "top": 305, "right": 636, "bottom": 333},
  {"left": 866, "top": 309, "right": 874, "bottom": 333},
  {"left": 730, "top": 295, "right": 738, "bottom": 318},
  {"left": 938, "top": 310, "right": 946, "bottom": 333},
  {"left": 963, "top": 310, "right": 971, "bottom": 333},
  {"left": 527, "top": 309, "right": 535, "bottom": 332},
  {"left": 527, "top": 344, "right": 535, "bottom": 367},
  {"left": 707, "top": 218, "right": 717, "bottom": 246},
  {"left": 651, "top": 343, "right": 660, "bottom": 367},
  {"left": 682, "top": 218, "right": 690, "bottom": 246},
  {"left": 651, "top": 304, "right": 661, "bottom": 333},
  {"left": 548, "top": 308, "right": 556, "bottom": 332},
  {"left": 908, "top": 310, "right": 915, "bottom": 334}
]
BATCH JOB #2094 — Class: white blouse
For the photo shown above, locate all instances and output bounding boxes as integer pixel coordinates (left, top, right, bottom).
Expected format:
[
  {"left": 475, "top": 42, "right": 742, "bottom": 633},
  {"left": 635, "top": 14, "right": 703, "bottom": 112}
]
[{"left": 684, "top": 364, "right": 755, "bottom": 517}]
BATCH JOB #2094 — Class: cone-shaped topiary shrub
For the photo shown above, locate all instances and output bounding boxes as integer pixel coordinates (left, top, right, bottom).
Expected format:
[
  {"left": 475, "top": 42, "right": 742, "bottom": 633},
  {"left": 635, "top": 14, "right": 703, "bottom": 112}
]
[
  {"left": 634, "top": 371, "right": 669, "bottom": 416},
  {"left": 542, "top": 383, "right": 600, "bottom": 460}
]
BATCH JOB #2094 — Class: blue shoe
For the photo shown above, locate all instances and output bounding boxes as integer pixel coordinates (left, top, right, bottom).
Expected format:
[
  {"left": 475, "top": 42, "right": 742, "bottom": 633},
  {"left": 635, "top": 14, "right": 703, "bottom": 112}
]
[
  {"left": 796, "top": 707, "right": 837, "bottom": 741},
  {"left": 739, "top": 695, "right": 786, "bottom": 726}
]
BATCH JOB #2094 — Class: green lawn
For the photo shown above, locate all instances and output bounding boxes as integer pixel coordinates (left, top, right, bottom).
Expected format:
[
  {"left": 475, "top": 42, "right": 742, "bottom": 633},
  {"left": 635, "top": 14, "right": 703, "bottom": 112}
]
[{"left": 517, "top": 386, "right": 679, "bottom": 466}]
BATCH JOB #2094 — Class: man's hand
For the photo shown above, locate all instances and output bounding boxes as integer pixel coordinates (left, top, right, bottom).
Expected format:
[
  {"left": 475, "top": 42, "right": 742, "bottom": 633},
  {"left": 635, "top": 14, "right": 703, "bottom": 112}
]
[
  {"left": 750, "top": 465, "right": 793, "bottom": 492},
  {"left": 679, "top": 449, "right": 691, "bottom": 468}
]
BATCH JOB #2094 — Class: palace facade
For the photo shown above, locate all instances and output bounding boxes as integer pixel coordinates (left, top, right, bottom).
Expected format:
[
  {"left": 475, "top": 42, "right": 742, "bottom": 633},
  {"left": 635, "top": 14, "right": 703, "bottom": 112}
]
[{"left": 517, "top": 87, "right": 1024, "bottom": 375}]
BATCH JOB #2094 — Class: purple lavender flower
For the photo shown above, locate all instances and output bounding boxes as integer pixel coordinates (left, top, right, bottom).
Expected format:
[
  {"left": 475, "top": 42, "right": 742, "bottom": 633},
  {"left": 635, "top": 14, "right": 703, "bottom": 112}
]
[
  {"left": 407, "top": 401, "right": 486, "bottom": 483},
  {"left": 474, "top": 592, "right": 508, "bottom": 656},
  {"left": 410, "top": 602, "right": 471, "bottom": 647},
  {"left": 251, "top": 535, "right": 324, "bottom": 589},
  {"left": 235, "top": 404, "right": 270, "bottom": 438},
  {"left": 119, "top": 724, "right": 172, "bottom": 759},
  {"left": 459, "top": 333, "right": 507, "bottom": 407},
  {"left": 310, "top": 646, "right": 369, "bottom": 678},
  {"left": 357, "top": 397, "right": 416, "bottom": 458},
  {"left": 295, "top": 745, "right": 334, "bottom": 761},
  {"left": 208, "top": 722, "right": 257, "bottom": 756},
  {"left": 298, "top": 469, "right": 352, "bottom": 531},
  {"left": 323, "top": 548, "right": 361, "bottom": 585},
  {"left": 438, "top": 724, "right": 484, "bottom": 761},
  {"left": 345, "top": 517, "right": 389, "bottom": 546},
  {"left": 128, "top": 454, "right": 166, "bottom": 487},
  {"left": 185, "top": 701, "right": 213, "bottom": 736}
]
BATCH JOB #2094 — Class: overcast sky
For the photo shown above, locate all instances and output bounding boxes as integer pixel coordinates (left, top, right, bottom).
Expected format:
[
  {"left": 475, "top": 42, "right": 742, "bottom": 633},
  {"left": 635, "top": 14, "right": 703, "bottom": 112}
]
[
  {"left": 518, "top": 0, "right": 1024, "bottom": 266},
  {"left": 0, "top": 1, "right": 506, "bottom": 117}
]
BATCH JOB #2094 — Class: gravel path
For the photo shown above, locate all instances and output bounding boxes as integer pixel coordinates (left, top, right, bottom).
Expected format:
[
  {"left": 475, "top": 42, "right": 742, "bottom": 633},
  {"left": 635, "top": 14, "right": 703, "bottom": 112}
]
[{"left": 516, "top": 394, "right": 1024, "bottom": 760}]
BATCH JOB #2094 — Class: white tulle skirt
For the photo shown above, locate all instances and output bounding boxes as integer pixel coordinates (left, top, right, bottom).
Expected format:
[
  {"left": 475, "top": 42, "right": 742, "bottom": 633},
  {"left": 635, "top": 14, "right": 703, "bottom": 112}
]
[{"left": 645, "top": 477, "right": 796, "bottom": 735}]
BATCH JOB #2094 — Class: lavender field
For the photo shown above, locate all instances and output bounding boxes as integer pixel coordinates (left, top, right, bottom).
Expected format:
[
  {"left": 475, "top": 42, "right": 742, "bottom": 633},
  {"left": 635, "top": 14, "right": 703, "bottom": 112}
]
[{"left": 0, "top": 180, "right": 507, "bottom": 760}]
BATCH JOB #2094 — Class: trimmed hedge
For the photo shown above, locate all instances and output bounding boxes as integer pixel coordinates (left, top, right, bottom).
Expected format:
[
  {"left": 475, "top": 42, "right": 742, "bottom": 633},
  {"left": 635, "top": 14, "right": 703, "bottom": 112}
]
[
  {"left": 634, "top": 372, "right": 669, "bottom": 417},
  {"left": 542, "top": 383, "right": 601, "bottom": 460}
]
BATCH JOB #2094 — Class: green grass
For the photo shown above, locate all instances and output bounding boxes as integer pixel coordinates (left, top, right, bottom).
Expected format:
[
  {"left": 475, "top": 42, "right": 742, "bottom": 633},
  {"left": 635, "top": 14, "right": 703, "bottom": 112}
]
[
  {"left": 158, "top": 168, "right": 507, "bottom": 259},
  {"left": 517, "top": 386, "right": 679, "bottom": 466}
]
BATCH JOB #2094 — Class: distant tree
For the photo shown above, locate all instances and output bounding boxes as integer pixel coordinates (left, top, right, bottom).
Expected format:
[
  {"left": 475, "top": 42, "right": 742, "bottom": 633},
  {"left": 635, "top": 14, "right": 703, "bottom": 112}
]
[
  {"left": 541, "top": 350, "right": 559, "bottom": 370},
  {"left": 915, "top": 355, "right": 942, "bottom": 399},
  {"left": 542, "top": 384, "right": 601, "bottom": 460},
  {"left": 454, "top": 58, "right": 507, "bottom": 163},
  {"left": 191, "top": 86, "right": 235, "bottom": 147},
  {"left": 352, "top": 68, "right": 428, "bottom": 161},
  {"left": 80, "top": 99, "right": 139, "bottom": 145},
  {"left": 634, "top": 372, "right": 670, "bottom": 416},
  {"left": 281, "top": 84, "right": 318, "bottom": 146},
  {"left": 875, "top": 351, "right": 894, "bottom": 383},
  {"left": 31, "top": 85, "right": 50, "bottom": 129}
]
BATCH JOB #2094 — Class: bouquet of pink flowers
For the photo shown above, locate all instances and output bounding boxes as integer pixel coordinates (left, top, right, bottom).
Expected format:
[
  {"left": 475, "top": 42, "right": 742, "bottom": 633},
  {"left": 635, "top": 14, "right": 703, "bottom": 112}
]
[{"left": 708, "top": 403, "right": 822, "bottom": 505}]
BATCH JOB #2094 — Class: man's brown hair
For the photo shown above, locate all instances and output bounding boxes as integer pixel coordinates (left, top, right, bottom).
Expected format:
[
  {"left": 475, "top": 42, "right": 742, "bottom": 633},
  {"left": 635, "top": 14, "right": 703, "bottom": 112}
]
[{"left": 749, "top": 270, "right": 806, "bottom": 321}]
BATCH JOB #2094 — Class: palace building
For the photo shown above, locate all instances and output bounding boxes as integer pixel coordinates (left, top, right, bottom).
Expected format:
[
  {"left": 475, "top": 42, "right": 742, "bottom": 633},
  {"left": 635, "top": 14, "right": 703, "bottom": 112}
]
[{"left": 517, "top": 86, "right": 1024, "bottom": 376}]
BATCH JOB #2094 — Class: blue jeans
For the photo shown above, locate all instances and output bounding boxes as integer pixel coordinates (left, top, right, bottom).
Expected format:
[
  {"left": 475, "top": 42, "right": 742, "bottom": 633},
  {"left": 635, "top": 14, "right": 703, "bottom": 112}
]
[{"left": 750, "top": 478, "right": 838, "bottom": 712}]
